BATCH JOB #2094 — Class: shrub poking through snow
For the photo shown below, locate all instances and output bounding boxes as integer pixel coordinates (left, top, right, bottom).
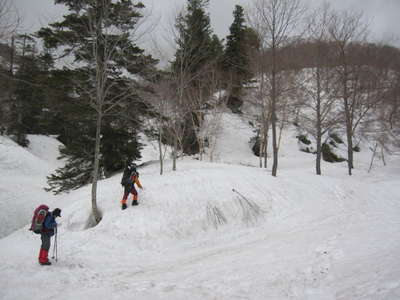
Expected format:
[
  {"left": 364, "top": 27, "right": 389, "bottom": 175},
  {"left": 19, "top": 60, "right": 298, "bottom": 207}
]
[
  {"left": 329, "top": 132, "right": 344, "bottom": 144},
  {"left": 250, "top": 136, "right": 261, "bottom": 157},
  {"left": 297, "top": 134, "right": 314, "bottom": 153},
  {"left": 233, "top": 189, "right": 265, "bottom": 225},
  {"left": 206, "top": 204, "right": 228, "bottom": 229},
  {"left": 297, "top": 134, "right": 312, "bottom": 145},
  {"left": 322, "top": 143, "right": 346, "bottom": 163}
]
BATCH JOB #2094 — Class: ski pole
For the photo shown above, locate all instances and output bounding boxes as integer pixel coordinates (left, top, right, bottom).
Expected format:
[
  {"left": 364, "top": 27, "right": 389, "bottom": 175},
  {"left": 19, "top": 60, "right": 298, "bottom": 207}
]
[
  {"left": 52, "top": 230, "right": 55, "bottom": 259},
  {"left": 55, "top": 227, "right": 58, "bottom": 262},
  {"left": 52, "top": 227, "right": 58, "bottom": 262}
]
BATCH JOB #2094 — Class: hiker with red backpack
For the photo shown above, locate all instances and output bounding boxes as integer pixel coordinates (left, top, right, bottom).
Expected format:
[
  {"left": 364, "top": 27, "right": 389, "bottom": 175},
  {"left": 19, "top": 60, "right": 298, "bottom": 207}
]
[
  {"left": 30, "top": 206, "right": 61, "bottom": 266},
  {"left": 120, "top": 163, "right": 143, "bottom": 210}
]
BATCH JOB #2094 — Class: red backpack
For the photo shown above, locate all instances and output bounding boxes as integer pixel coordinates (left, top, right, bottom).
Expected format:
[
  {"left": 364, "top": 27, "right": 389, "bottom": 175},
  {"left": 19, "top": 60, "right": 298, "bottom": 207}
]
[{"left": 29, "top": 205, "right": 49, "bottom": 234}]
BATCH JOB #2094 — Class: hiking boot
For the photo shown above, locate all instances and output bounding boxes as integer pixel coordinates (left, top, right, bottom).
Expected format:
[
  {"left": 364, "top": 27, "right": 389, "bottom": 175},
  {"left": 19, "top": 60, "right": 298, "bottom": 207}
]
[
  {"left": 122, "top": 203, "right": 127, "bottom": 210},
  {"left": 132, "top": 200, "right": 138, "bottom": 206},
  {"left": 40, "top": 261, "right": 52, "bottom": 266}
]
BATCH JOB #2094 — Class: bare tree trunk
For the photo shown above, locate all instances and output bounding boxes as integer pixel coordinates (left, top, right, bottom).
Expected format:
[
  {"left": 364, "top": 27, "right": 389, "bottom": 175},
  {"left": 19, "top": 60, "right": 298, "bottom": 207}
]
[
  {"left": 368, "top": 142, "right": 378, "bottom": 173},
  {"left": 158, "top": 127, "right": 163, "bottom": 175},
  {"left": 277, "top": 112, "right": 286, "bottom": 151},
  {"left": 172, "top": 129, "right": 177, "bottom": 171},
  {"left": 91, "top": 112, "right": 102, "bottom": 223},
  {"left": 91, "top": 0, "right": 105, "bottom": 224},
  {"left": 329, "top": 10, "right": 367, "bottom": 176},
  {"left": 381, "top": 144, "right": 386, "bottom": 166},
  {"left": 259, "top": 123, "right": 263, "bottom": 168},
  {"left": 343, "top": 62, "right": 353, "bottom": 175},
  {"left": 264, "top": 119, "right": 269, "bottom": 168},
  {"left": 316, "top": 66, "right": 322, "bottom": 175},
  {"left": 271, "top": 44, "right": 278, "bottom": 176}
]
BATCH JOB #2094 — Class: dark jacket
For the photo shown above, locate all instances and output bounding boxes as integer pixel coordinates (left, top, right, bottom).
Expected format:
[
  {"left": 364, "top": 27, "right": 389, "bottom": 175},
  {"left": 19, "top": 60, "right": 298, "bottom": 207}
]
[{"left": 42, "top": 213, "right": 57, "bottom": 236}]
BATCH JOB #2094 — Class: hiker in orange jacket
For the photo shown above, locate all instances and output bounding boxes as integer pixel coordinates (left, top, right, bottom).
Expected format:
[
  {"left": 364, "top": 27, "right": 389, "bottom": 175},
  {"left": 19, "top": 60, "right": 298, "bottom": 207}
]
[{"left": 120, "top": 163, "right": 143, "bottom": 210}]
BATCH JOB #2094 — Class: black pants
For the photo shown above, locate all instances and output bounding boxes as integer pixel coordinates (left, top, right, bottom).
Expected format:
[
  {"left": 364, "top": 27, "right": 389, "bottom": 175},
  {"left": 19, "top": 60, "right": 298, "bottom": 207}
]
[
  {"left": 41, "top": 233, "right": 51, "bottom": 251},
  {"left": 122, "top": 184, "right": 138, "bottom": 204},
  {"left": 123, "top": 184, "right": 137, "bottom": 199}
]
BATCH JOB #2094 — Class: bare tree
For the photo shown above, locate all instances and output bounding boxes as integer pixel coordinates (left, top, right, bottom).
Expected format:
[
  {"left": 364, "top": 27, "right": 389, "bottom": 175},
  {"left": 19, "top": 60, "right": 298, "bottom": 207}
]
[
  {"left": 387, "top": 70, "right": 400, "bottom": 131},
  {"left": 328, "top": 9, "right": 368, "bottom": 175},
  {"left": 0, "top": 0, "right": 19, "bottom": 130},
  {"left": 357, "top": 46, "right": 400, "bottom": 171},
  {"left": 197, "top": 67, "right": 227, "bottom": 162},
  {"left": 0, "top": 0, "right": 19, "bottom": 41},
  {"left": 299, "top": 3, "right": 340, "bottom": 175},
  {"left": 246, "top": 41, "right": 271, "bottom": 168},
  {"left": 142, "top": 76, "right": 176, "bottom": 175},
  {"left": 184, "top": 60, "right": 226, "bottom": 161},
  {"left": 248, "top": 0, "right": 305, "bottom": 176},
  {"left": 246, "top": 44, "right": 302, "bottom": 170}
]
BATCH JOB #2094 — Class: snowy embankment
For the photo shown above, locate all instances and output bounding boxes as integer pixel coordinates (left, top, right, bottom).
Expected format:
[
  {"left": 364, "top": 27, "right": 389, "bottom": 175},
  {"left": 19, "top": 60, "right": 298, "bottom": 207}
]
[
  {"left": 1, "top": 113, "right": 400, "bottom": 299},
  {"left": 0, "top": 135, "right": 65, "bottom": 238}
]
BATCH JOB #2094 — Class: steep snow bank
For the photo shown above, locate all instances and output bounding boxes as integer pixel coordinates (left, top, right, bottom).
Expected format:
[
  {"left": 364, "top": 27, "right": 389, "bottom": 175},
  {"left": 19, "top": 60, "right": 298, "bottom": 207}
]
[{"left": 0, "top": 135, "right": 64, "bottom": 238}]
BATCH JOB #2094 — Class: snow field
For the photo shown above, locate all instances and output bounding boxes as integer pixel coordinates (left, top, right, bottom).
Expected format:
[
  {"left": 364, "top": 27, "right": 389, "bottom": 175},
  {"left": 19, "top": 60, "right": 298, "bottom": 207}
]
[{"left": 0, "top": 113, "right": 400, "bottom": 299}]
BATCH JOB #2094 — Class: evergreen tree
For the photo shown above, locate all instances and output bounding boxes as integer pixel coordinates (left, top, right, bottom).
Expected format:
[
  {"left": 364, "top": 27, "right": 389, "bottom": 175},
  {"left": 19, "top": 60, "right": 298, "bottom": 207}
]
[
  {"left": 223, "top": 5, "right": 252, "bottom": 98},
  {"left": 173, "top": 0, "right": 214, "bottom": 77},
  {"left": 38, "top": 0, "right": 157, "bottom": 220},
  {"left": 209, "top": 34, "right": 224, "bottom": 69},
  {"left": 45, "top": 111, "right": 95, "bottom": 194},
  {"left": 172, "top": 0, "right": 221, "bottom": 155},
  {"left": 0, "top": 39, "right": 15, "bottom": 135},
  {"left": 7, "top": 35, "right": 50, "bottom": 146}
]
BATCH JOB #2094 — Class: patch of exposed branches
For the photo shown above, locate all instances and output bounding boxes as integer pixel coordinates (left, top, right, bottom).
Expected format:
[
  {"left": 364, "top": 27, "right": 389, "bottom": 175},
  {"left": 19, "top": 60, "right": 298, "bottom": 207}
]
[
  {"left": 206, "top": 203, "right": 227, "bottom": 229},
  {"left": 233, "top": 189, "right": 265, "bottom": 225}
]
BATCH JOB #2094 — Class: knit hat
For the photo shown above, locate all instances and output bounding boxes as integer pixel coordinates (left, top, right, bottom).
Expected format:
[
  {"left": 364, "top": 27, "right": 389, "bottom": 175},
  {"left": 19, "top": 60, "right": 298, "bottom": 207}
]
[{"left": 52, "top": 208, "right": 62, "bottom": 217}]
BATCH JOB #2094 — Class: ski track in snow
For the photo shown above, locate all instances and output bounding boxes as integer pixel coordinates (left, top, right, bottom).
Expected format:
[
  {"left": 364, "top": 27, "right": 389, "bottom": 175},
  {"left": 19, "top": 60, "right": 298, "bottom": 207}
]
[{"left": 1, "top": 113, "right": 400, "bottom": 299}]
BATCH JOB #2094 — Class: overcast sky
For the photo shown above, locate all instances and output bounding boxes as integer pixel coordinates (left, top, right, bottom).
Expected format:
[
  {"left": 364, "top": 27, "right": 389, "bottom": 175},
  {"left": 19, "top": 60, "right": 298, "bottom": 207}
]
[{"left": 12, "top": 0, "right": 400, "bottom": 60}]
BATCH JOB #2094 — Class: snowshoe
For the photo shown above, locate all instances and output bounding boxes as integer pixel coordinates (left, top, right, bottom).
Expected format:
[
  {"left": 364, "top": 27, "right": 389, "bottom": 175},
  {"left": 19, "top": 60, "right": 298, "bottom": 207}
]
[
  {"left": 122, "top": 203, "right": 127, "bottom": 210},
  {"left": 40, "top": 261, "right": 52, "bottom": 266},
  {"left": 132, "top": 200, "right": 138, "bottom": 206}
]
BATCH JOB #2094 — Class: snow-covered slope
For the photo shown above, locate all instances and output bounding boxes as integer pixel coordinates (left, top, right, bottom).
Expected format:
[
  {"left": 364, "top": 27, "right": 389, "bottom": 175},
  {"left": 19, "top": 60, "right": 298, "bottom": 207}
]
[
  {"left": 0, "top": 113, "right": 400, "bottom": 299},
  {"left": 0, "top": 135, "right": 65, "bottom": 238}
]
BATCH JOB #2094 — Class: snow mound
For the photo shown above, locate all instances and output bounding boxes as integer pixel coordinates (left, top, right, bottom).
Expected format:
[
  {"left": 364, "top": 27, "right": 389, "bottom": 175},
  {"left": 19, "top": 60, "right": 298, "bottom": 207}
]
[{"left": 26, "top": 134, "right": 64, "bottom": 167}]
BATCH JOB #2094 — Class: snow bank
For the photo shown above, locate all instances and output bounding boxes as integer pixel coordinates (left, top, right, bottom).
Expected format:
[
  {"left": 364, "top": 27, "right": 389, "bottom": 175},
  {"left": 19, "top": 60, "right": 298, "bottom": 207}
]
[{"left": 0, "top": 135, "right": 64, "bottom": 238}]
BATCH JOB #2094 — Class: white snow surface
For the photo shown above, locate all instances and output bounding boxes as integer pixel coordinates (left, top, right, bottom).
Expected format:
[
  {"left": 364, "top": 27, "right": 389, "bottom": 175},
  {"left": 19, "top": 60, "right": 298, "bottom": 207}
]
[
  {"left": 0, "top": 135, "right": 65, "bottom": 238},
  {"left": 1, "top": 113, "right": 400, "bottom": 299}
]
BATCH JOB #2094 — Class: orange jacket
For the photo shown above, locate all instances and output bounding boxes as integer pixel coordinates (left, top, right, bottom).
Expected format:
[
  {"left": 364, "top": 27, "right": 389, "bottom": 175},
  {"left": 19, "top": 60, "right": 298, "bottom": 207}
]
[{"left": 131, "top": 174, "right": 143, "bottom": 189}]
